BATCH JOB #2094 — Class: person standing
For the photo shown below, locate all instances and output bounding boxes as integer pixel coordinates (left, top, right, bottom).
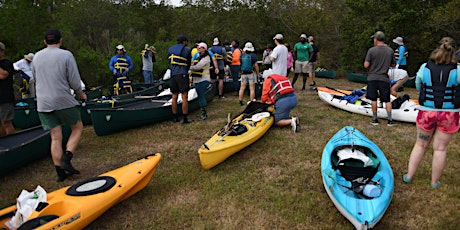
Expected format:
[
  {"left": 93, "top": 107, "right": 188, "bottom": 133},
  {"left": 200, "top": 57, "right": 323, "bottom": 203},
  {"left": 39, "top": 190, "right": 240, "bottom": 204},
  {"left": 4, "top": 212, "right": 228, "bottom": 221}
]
[
  {"left": 189, "top": 42, "right": 211, "bottom": 120},
  {"left": 261, "top": 72, "right": 299, "bottom": 133},
  {"left": 33, "top": 29, "right": 87, "bottom": 182},
  {"left": 307, "top": 36, "right": 320, "bottom": 87},
  {"left": 167, "top": 34, "right": 193, "bottom": 124},
  {"left": 230, "top": 40, "right": 242, "bottom": 94},
  {"left": 262, "top": 43, "right": 273, "bottom": 71},
  {"left": 0, "top": 42, "right": 15, "bottom": 136},
  {"left": 285, "top": 43, "right": 294, "bottom": 78},
  {"left": 13, "top": 53, "right": 35, "bottom": 98},
  {"left": 392, "top": 36, "right": 407, "bottom": 70},
  {"left": 141, "top": 43, "right": 156, "bottom": 84},
  {"left": 210, "top": 37, "right": 227, "bottom": 98},
  {"left": 292, "top": 34, "right": 313, "bottom": 90},
  {"left": 109, "top": 44, "right": 133, "bottom": 94},
  {"left": 403, "top": 37, "right": 459, "bottom": 189},
  {"left": 269, "top": 33, "right": 288, "bottom": 76},
  {"left": 364, "top": 31, "right": 395, "bottom": 126},
  {"left": 238, "top": 42, "right": 259, "bottom": 105}
]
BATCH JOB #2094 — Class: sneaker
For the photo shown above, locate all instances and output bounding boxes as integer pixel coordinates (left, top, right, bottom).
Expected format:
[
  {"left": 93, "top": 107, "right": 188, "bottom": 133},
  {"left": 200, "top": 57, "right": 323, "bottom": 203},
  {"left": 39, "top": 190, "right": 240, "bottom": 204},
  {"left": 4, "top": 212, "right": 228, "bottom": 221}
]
[
  {"left": 239, "top": 101, "right": 243, "bottom": 106},
  {"left": 402, "top": 174, "right": 412, "bottom": 183},
  {"left": 199, "top": 114, "right": 207, "bottom": 120},
  {"left": 219, "top": 95, "right": 225, "bottom": 99},
  {"left": 291, "top": 117, "right": 300, "bottom": 133},
  {"left": 430, "top": 181, "right": 442, "bottom": 189},
  {"left": 61, "top": 151, "right": 80, "bottom": 175},
  {"left": 173, "top": 117, "right": 180, "bottom": 122},
  {"left": 309, "top": 81, "right": 316, "bottom": 86},
  {"left": 370, "top": 119, "right": 379, "bottom": 126},
  {"left": 182, "top": 119, "right": 193, "bottom": 124},
  {"left": 295, "top": 117, "right": 301, "bottom": 133},
  {"left": 387, "top": 120, "right": 396, "bottom": 126}
]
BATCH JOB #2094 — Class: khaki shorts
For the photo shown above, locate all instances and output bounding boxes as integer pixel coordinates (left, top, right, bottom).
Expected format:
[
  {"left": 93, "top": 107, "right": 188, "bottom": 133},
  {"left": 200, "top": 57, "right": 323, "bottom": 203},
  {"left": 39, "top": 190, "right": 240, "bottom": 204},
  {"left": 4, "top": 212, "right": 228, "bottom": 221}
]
[
  {"left": 38, "top": 106, "right": 81, "bottom": 130},
  {"left": 294, "top": 60, "right": 310, "bottom": 74},
  {"left": 306, "top": 61, "right": 316, "bottom": 73},
  {"left": 240, "top": 73, "right": 258, "bottom": 84}
]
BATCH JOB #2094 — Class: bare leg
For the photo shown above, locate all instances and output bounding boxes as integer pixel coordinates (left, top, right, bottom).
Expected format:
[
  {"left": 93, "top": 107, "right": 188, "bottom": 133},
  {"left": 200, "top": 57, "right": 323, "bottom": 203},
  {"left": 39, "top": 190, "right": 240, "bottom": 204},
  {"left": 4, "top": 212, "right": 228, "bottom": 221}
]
[
  {"left": 302, "top": 74, "right": 308, "bottom": 89},
  {"left": 406, "top": 127, "right": 433, "bottom": 180},
  {"left": 181, "top": 92, "right": 189, "bottom": 115},
  {"left": 172, "top": 93, "right": 178, "bottom": 114},
  {"left": 218, "top": 79, "right": 224, "bottom": 96},
  {"left": 292, "top": 73, "right": 299, "bottom": 86},
  {"left": 309, "top": 71, "right": 316, "bottom": 85},
  {"left": 239, "top": 83, "right": 247, "bottom": 102},
  {"left": 431, "top": 130, "right": 453, "bottom": 185},
  {"left": 66, "top": 121, "right": 83, "bottom": 153},
  {"left": 50, "top": 125, "right": 64, "bottom": 166},
  {"left": 0, "top": 121, "right": 15, "bottom": 136},
  {"left": 249, "top": 83, "right": 255, "bottom": 101}
]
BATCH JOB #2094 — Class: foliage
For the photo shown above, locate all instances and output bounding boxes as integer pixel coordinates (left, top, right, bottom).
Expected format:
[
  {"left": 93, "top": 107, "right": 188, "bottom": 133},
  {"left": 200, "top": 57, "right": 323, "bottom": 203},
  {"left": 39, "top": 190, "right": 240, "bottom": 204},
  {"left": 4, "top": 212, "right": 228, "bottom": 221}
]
[{"left": 1, "top": 0, "right": 459, "bottom": 84}]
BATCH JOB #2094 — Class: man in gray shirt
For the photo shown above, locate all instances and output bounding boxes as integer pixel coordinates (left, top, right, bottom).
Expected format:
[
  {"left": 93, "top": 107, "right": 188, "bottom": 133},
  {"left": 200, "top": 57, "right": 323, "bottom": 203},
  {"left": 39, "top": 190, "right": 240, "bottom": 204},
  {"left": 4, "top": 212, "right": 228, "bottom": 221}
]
[
  {"left": 364, "top": 31, "right": 395, "bottom": 126},
  {"left": 33, "top": 29, "right": 87, "bottom": 182}
]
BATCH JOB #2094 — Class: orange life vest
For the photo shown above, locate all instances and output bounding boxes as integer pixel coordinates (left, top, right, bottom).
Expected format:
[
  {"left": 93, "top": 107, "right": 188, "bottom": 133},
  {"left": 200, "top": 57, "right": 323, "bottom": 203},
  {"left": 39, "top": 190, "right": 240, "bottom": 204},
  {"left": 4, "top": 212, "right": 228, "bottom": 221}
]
[{"left": 261, "top": 74, "right": 294, "bottom": 104}]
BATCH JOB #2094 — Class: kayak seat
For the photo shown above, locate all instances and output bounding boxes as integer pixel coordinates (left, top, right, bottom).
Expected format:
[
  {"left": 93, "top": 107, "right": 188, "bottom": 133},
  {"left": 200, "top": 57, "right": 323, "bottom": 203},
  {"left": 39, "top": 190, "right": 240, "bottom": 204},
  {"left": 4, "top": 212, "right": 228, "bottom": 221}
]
[
  {"left": 66, "top": 176, "right": 116, "bottom": 196},
  {"left": 228, "top": 123, "right": 248, "bottom": 136},
  {"left": 17, "top": 215, "right": 59, "bottom": 230},
  {"left": 331, "top": 145, "right": 380, "bottom": 181}
]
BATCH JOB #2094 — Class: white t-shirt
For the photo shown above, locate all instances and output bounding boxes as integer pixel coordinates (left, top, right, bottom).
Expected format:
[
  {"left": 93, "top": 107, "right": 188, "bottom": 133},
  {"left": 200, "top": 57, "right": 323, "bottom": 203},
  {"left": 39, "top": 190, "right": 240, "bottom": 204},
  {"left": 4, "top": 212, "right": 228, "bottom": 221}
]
[
  {"left": 270, "top": 44, "right": 288, "bottom": 76},
  {"left": 13, "top": 59, "right": 33, "bottom": 80}
]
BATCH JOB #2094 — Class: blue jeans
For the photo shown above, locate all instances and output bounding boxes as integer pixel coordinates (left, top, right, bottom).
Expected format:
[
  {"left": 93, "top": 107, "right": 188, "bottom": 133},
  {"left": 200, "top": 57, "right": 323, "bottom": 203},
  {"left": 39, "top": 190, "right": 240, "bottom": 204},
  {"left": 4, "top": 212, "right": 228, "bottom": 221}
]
[
  {"left": 230, "top": 65, "right": 241, "bottom": 91},
  {"left": 143, "top": 70, "right": 153, "bottom": 84},
  {"left": 274, "top": 93, "right": 298, "bottom": 122},
  {"left": 194, "top": 81, "right": 210, "bottom": 107}
]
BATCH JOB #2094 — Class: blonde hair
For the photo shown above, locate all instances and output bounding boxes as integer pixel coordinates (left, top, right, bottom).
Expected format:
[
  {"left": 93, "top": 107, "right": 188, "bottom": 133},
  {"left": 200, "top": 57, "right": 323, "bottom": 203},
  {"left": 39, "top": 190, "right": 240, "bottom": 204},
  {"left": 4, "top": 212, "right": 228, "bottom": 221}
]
[{"left": 429, "top": 37, "right": 457, "bottom": 65}]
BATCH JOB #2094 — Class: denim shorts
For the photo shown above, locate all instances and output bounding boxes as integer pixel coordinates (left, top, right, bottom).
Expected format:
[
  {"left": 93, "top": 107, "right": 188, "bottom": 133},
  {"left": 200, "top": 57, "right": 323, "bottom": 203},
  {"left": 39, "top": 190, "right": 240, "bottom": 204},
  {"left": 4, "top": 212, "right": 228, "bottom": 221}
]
[{"left": 274, "top": 93, "right": 298, "bottom": 122}]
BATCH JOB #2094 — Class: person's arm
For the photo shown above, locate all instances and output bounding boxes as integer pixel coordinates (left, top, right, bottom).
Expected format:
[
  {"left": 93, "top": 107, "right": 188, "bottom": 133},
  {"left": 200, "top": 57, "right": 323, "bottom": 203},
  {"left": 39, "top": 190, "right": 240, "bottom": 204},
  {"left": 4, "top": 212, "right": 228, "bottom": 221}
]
[
  {"left": 126, "top": 56, "right": 134, "bottom": 72},
  {"left": 213, "top": 56, "right": 219, "bottom": 74},
  {"left": 0, "top": 68, "right": 8, "bottom": 79},
  {"left": 364, "top": 61, "right": 370, "bottom": 69},
  {"left": 415, "top": 63, "right": 426, "bottom": 92}
]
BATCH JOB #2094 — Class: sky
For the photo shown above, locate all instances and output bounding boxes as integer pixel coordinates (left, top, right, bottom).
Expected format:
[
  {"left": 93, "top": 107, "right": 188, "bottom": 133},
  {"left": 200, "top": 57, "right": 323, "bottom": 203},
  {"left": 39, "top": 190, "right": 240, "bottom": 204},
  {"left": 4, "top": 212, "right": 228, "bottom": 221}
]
[{"left": 155, "top": 0, "right": 183, "bottom": 6}]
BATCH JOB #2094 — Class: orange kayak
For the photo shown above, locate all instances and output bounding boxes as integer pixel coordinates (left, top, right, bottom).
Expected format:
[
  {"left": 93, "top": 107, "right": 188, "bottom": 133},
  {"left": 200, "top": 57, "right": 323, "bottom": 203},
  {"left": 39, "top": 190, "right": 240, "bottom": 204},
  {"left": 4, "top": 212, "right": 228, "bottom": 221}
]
[{"left": 0, "top": 153, "right": 161, "bottom": 230}]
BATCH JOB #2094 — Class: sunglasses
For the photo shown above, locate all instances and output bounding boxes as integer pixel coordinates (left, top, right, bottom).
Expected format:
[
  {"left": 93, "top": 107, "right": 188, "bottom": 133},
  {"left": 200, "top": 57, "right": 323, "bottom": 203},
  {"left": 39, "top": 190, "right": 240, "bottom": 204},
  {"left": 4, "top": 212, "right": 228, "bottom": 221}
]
[{"left": 117, "top": 49, "right": 123, "bottom": 51}]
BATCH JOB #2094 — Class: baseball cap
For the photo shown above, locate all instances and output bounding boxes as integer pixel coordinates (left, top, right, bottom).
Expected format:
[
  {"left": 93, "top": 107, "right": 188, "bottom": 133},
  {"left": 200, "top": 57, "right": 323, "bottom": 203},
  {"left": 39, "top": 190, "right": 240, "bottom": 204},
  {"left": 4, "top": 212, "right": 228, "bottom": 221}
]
[
  {"left": 44, "top": 29, "right": 62, "bottom": 44},
  {"left": 308, "top": 36, "right": 314, "bottom": 41},
  {"left": 300, "top": 34, "right": 307, "bottom": 39},
  {"left": 273, "top": 34, "right": 284, "bottom": 40},
  {"left": 243, "top": 42, "right": 255, "bottom": 52},
  {"left": 371, "top": 31, "right": 385, "bottom": 41},
  {"left": 177, "top": 34, "right": 189, "bottom": 42},
  {"left": 0, "top": 42, "right": 4, "bottom": 50}
]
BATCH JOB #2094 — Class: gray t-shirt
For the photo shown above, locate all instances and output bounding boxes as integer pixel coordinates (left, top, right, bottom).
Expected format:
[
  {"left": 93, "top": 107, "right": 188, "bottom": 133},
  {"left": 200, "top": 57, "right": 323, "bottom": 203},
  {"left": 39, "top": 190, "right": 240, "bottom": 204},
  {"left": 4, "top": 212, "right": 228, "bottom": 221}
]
[
  {"left": 365, "top": 45, "right": 394, "bottom": 82},
  {"left": 33, "top": 46, "right": 83, "bottom": 112}
]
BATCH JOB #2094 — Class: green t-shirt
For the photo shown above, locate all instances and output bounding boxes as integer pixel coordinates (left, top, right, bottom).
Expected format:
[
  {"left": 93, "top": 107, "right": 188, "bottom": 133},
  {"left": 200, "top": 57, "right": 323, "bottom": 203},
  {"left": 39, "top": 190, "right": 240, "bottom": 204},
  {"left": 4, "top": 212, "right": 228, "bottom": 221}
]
[{"left": 294, "top": 42, "right": 313, "bottom": 62}]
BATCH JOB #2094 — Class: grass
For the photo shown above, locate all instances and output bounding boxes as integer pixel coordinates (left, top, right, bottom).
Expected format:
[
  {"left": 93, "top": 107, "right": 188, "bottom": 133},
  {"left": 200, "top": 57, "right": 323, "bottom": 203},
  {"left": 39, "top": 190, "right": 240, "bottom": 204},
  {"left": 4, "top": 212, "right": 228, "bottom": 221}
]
[{"left": 1, "top": 76, "right": 460, "bottom": 229}]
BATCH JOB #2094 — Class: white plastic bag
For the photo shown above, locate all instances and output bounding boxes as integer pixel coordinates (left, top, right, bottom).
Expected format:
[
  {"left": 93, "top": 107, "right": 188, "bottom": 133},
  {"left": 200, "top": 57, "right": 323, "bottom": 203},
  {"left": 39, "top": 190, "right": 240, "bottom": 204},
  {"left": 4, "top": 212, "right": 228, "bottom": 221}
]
[{"left": 5, "top": 185, "right": 47, "bottom": 230}]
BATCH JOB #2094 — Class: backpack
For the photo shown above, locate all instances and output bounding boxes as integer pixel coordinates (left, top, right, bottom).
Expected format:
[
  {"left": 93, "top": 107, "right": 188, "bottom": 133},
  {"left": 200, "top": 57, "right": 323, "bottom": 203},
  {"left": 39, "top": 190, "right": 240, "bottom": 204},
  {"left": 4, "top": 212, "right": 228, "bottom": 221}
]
[{"left": 240, "top": 53, "right": 253, "bottom": 73}]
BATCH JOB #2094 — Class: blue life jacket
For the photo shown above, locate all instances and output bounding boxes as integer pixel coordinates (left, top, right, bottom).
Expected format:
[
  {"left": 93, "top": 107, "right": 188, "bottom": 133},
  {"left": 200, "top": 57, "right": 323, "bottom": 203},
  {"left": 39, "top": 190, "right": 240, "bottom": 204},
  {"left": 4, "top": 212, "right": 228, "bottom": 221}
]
[
  {"left": 419, "top": 61, "right": 460, "bottom": 109},
  {"left": 210, "top": 46, "right": 225, "bottom": 60}
]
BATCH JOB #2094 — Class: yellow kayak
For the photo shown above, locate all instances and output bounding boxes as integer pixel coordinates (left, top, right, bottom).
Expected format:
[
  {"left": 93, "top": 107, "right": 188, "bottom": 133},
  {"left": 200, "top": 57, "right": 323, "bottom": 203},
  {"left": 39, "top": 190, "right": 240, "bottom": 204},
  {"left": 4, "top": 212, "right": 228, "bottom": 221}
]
[
  {"left": 198, "top": 102, "right": 274, "bottom": 170},
  {"left": 0, "top": 153, "right": 161, "bottom": 230}
]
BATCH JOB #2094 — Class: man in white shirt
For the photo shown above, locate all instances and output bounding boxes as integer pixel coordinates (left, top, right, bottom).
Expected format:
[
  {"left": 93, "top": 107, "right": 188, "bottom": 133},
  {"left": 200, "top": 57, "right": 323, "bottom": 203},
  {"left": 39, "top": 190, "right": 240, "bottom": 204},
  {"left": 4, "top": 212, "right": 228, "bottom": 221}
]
[
  {"left": 269, "top": 33, "right": 288, "bottom": 76},
  {"left": 13, "top": 53, "right": 35, "bottom": 98}
]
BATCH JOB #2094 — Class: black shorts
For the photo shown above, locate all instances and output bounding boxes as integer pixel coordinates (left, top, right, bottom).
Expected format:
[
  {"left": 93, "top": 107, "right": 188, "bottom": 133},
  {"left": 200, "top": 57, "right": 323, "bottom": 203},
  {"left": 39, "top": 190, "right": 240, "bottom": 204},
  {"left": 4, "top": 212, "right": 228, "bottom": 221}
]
[
  {"left": 170, "top": 74, "right": 190, "bottom": 94},
  {"left": 366, "top": 80, "right": 391, "bottom": 102}
]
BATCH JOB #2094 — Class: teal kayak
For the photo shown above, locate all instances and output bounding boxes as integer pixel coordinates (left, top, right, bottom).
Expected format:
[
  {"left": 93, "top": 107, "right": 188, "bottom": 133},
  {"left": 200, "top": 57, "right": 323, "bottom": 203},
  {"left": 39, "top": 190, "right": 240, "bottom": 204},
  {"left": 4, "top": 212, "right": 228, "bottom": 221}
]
[{"left": 321, "top": 126, "right": 394, "bottom": 229}]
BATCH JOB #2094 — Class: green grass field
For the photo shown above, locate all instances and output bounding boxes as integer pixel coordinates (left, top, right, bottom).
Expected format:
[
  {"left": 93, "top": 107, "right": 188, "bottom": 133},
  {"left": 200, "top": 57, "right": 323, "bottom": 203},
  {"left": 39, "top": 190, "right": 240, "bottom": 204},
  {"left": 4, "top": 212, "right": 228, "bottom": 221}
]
[{"left": 1, "top": 77, "right": 459, "bottom": 229}]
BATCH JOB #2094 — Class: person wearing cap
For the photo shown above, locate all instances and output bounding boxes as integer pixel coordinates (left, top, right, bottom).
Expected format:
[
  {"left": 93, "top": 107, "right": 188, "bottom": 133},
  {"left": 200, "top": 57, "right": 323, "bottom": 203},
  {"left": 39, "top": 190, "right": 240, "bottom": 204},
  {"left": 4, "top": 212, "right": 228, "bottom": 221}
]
[
  {"left": 269, "top": 33, "right": 288, "bottom": 77},
  {"left": 109, "top": 44, "right": 134, "bottom": 94},
  {"left": 238, "top": 42, "right": 259, "bottom": 105},
  {"left": 167, "top": 34, "right": 193, "bottom": 124},
  {"left": 292, "top": 33, "right": 313, "bottom": 90},
  {"left": 230, "top": 40, "right": 242, "bottom": 93},
  {"left": 392, "top": 36, "right": 407, "bottom": 70},
  {"left": 262, "top": 43, "right": 273, "bottom": 70},
  {"left": 32, "top": 29, "right": 87, "bottom": 182},
  {"left": 13, "top": 53, "right": 35, "bottom": 98},
  {"left": 307, "top": 36, "right": 320, "bottom": 88},
  {"left": 209, "top": 37, "right": 227, "bottom": 98},
  {"left": 140, "top": 43, "right": 156, "bottom": 84},
  {"left": 0, "top": 41, "right": 16, "bottom": 136},
  {"left": 189, "top": 42, "right": 212, "bottom": 120},
  {"left": 364, "top": 31, "right": 396, "bottom": 126}
]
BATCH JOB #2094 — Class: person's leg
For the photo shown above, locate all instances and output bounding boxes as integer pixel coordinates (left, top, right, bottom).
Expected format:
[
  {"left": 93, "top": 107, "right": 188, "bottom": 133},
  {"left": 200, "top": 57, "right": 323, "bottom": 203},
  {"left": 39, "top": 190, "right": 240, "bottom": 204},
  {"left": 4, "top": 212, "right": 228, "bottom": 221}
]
[
  {"left": 65, "top": 121, "right": 83, "bottom": 154},
  {"left": 301, "top": 73, "right": 308, "bottom": 90},
  {"left": 239, "top": 83, "right": 247, "bottom": 105},
  {"left": 292, "top": 73, "right": 299, "bottom": 86},
  {"left": 249, "top": 83, "right": 256, "bottom": 101},
  {"left": 0, "top": 120, "right": 14, "bottom": 135},
  {"left": 430, "top": 131, "right": 453, "bottom": 186},
  {"left": 181, "top": 92, "right": 192, "bottom": 123},
  {"left": 49, "top": 125, "right": 64, "bottom": 166},
  {"left": 405, "top": 126, "right": 433, "bottom": 181},
  {"left": 218, "top": 79, "right": 224, "bottom": 97}
]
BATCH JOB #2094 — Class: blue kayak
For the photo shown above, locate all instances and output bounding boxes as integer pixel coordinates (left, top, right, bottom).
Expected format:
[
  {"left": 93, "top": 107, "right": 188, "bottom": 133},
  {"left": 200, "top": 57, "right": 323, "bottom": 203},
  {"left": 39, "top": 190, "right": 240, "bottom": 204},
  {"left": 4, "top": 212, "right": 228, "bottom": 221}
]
[{"left": 321, "top": 126, "right": 394, "bottom": 229}]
